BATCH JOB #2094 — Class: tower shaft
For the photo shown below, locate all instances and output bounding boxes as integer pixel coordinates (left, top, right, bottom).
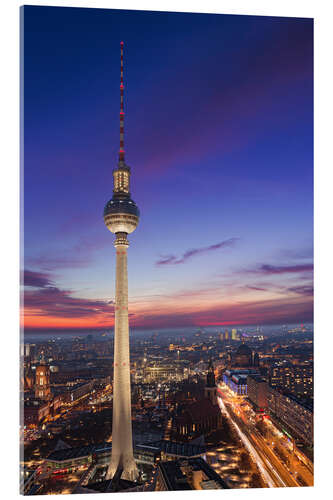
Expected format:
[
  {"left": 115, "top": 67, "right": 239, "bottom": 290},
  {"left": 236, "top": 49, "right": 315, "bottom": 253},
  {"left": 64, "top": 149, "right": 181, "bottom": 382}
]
[{"left": 107, "top": 234, "right": 138, "bottom": 481}]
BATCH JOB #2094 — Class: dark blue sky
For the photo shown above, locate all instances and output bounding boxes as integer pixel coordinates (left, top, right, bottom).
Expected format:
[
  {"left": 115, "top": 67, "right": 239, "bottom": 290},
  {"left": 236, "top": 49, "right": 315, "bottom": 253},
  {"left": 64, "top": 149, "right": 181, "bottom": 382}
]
[{"left": 22, "top": 6, "right": 313, "bottom": 330}]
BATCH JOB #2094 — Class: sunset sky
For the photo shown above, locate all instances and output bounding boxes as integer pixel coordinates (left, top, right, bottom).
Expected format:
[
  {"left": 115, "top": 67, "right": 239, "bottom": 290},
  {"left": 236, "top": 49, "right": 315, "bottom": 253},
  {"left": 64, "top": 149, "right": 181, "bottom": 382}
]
[{"left": 22, "top": 6, "right": 313, "bottom": 331}]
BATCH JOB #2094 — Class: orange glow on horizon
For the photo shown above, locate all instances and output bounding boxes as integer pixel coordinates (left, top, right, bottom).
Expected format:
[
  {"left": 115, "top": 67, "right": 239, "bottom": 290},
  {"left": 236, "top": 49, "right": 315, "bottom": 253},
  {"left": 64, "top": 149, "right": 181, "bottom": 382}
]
[
  {"left": 22, "top": 292, "right": 312, "bottom": 330},
  {"left": 22, "top": 313, "right": 114, "bottom": 330}
]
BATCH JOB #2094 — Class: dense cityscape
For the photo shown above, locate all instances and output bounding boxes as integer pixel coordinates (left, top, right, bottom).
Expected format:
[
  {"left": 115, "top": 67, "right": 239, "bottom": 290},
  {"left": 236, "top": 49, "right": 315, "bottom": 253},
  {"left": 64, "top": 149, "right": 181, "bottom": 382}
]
[{"left": 21, "top": 324, "right": 313, "bottom": 493}]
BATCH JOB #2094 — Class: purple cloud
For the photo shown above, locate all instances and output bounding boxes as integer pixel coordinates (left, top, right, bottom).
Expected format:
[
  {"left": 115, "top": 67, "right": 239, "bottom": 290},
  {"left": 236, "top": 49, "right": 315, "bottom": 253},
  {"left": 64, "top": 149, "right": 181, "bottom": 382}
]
[
  {"left": 244, "top": 263, "right": 313, "bottom": 275},
  {"left": 245, "top": 285, "right": 268, "bottom": 291},
  {"left": 24, "top": 286, "right": 114, "bottom": 318},
  {"left": 287, "top": 285, "right": 314, "bottom": 296},
  {"left": 23, "top": 269, "right": 54, "bottom": 288},
  {"left": 156, "top": 238, "right": 239, "bottom": 266},
  {"left": 23, "top": 268, "right": 114, "bottom": 319}
]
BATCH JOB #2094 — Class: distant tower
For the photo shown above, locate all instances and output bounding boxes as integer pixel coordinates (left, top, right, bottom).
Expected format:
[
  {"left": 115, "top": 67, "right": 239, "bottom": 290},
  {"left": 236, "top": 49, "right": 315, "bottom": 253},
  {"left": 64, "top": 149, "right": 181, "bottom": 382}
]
[
  {"left": 205, "top": 359, "right": 217, "bottom": 405},
  {"left": 104, "top": 42, "right": 139, "bottom": 482},
  {"left": 35, "top": 356, "right": 51, "bottom": 400}
]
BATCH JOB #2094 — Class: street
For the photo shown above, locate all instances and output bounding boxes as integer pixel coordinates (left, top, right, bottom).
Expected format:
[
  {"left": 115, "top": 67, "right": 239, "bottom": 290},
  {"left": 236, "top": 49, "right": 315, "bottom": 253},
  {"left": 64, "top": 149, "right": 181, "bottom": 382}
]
[{"left": 217, "top": 382, "right": 313, "bottom": 488}]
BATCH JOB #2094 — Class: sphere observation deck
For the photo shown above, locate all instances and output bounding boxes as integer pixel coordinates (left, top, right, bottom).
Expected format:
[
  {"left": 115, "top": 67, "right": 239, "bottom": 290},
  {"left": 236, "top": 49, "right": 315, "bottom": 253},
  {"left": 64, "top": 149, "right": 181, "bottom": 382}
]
[{"left": 104, "top": 196, "right": 140, "bottom": 234}]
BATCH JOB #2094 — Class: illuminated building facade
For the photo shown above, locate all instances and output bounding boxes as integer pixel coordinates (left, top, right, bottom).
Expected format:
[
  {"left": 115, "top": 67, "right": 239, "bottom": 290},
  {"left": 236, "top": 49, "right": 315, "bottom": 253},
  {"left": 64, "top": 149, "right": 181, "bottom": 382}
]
[
  {"left": 104, "top": 42, "right": 139, "bottom": 481},
  {"left": 292, "top": 362, "right": 313, "bottom": 397},
  {"left": 65, "top": 381, "right": 94, "bottom": 404},
  {"left": 144, "top": 364, "right": 183, "bottom": 382},
  {"left": 35, "top": 363, "right": 51, "bottom": 400},
  {"left": 24, "top": 399, "right": 50, "bottom": 426},
  {"left": 270, "top": 360, "right": 293, "bottom": 390},
  {"left": 222, "top": 368, "right": 259, "bottom": 396},
  {"left": 247, "top": 375, "right": 268, "bottom": 411},
  {"left": 267, "top": 387, "right": 313, "bottom": 447},
  {"left": 270, "top": 360, "right": 313, "bottom": 397}
]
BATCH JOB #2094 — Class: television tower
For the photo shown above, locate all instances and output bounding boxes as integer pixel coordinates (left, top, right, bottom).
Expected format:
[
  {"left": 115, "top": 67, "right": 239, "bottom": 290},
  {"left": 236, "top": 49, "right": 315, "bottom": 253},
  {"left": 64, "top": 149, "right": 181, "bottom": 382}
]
[{"left": 104, "top": 41, "right": 139, "bottom": 481}]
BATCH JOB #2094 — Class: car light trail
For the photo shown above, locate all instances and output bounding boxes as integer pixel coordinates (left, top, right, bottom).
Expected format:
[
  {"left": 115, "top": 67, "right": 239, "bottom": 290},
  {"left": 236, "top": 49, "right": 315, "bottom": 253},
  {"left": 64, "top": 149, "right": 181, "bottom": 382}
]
[{"left": 217, "top": 396, "right": 286, "bottom": 488}]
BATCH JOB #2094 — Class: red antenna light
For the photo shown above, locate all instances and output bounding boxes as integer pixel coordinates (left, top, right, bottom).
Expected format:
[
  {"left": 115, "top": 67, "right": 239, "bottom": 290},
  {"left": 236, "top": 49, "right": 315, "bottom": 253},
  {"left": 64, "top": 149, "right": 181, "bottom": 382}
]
[{"left": 119, "top": 41, "right": 125, "bottom": 163}]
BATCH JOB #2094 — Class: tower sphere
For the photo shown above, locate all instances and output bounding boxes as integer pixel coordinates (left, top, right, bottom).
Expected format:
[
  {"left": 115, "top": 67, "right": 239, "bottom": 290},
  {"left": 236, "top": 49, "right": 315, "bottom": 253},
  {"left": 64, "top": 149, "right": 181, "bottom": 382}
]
[{"left": 104, "top": 195, "right": 140, "bottom": 234}]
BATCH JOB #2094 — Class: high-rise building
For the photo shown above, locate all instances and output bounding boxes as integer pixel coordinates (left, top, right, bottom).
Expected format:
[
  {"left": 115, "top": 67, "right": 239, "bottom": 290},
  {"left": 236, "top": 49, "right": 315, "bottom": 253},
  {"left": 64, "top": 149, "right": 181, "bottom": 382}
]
[
  {"left": 104, "top": 42, "right": 140, "bottom": 482},
  {"left": 293, "top": 362, "right": 313, "bottom": 397},
  {"left": 231, "top": 328, "right": 237, "bottom": 341},
  {"left": 270, "top": 360, "right": 294, "bottom": 392},
  {"left": 224, "top": 330, "right": 229, "bottom": 341},
  {"left": 247, "top": 375, "right": 268, "bottom": 411},
  {"left": 270, "top": 360, "right": 313, "bottom": 398}
]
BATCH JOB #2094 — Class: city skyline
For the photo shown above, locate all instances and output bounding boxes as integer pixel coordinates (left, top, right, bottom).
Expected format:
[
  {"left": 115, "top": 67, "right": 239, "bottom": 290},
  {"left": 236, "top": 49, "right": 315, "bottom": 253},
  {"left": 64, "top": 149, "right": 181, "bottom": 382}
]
[
  {"left": 21, "top": 325, "right": 314, "bottom": 492},
  {"left": 22, "top": 6, "right": 313, "bottom": 331}
]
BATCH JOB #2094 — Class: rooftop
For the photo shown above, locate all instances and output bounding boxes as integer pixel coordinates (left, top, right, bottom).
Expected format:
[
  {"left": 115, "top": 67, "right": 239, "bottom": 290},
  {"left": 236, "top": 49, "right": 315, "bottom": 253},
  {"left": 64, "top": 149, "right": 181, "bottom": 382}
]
[
  {"left": 158, "top": 461, "right": 191, "bottom": 490},
  {"left": 235, "top": 344, "right": 252, "bottom": 356},
  {"left": 46, "top": 439, "right": 206, "bottom": 464},
  {"left": 47, "top": 442, "right": 111, "bottom": 462},
  {"left": 137, "top": 440, "right": 206, "bottom": 458},
  {"left": 158, "top": 458, "right": 229, "bottom": 490},
  {"left": 186, "top": 398, "right": 220, "bottom": 420},
  {"left": 24, "top": 399, "right": 49, "bottom": 408},
  {"left": 247, "top": 374, "right": 266, "bottom": 383}
]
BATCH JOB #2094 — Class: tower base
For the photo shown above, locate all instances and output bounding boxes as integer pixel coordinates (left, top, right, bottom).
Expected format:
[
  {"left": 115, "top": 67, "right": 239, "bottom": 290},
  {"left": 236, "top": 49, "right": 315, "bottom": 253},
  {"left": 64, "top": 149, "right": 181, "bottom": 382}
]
[{"left": 107, "top": 454, "right": 139, "bottom": 482}]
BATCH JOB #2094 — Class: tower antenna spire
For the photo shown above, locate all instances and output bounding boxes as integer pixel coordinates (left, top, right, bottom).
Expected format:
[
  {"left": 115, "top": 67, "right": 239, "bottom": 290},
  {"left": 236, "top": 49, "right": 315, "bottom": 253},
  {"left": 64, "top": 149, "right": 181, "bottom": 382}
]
[{"left": 119, "top": 41, "right": 125, "bottom": 164}]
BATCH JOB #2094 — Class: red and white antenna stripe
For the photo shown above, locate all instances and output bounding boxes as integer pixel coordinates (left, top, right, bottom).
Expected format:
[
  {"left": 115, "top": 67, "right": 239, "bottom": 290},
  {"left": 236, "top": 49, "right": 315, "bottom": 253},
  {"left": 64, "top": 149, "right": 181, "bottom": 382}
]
[{"left": 119, "top": 41, "right": 125, "bottom": 163}]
